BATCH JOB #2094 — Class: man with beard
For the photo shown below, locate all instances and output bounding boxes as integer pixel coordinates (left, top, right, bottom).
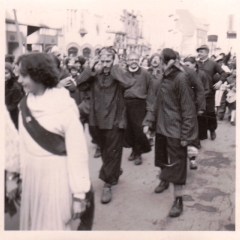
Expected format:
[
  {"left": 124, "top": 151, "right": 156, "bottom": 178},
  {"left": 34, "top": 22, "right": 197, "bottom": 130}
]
[
  {"left": 196, "top": 45, "right": 227, "bottom": 140},
  {"left": 124, "top": 52, "right": 152, "bottom": 165},
  {"left": 77, "top": 47, "right": 135, "bottom": 204}
]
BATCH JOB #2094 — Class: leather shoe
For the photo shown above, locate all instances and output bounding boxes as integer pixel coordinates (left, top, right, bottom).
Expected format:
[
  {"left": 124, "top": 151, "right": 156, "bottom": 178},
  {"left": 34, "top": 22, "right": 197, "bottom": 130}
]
[
  {"left": 94, "top": 147, "right": 101, "bottom": 158},
  {"left": 101, "top": 184, "right": 112, "bottom": 204},
  {"left": 155, "top": 181, "right": 169, "bottom": 193},
  {"left": 169, "top": 197, "right": 183, "bottom": 217},
  {"left": 210, "top": 131, "right": 216, "bottom": 140},
  {"left": 134, "top": 155, "right": 142, "bottom": 165},
  {"left": 128, "top": 151, "right": 136, "bottom": 161}
]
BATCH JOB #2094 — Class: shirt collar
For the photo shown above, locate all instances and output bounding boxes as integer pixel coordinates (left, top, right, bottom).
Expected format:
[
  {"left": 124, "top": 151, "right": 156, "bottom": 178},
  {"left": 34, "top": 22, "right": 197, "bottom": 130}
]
[{"left": 199, "top": 57, "right": 209, "bottom": 63}]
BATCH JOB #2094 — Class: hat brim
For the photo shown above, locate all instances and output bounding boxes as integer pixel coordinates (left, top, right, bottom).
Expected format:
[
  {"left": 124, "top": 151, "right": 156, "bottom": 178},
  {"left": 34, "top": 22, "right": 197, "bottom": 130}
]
[{"left": 196, "top": 47, "right": 209, "bottom": 52}]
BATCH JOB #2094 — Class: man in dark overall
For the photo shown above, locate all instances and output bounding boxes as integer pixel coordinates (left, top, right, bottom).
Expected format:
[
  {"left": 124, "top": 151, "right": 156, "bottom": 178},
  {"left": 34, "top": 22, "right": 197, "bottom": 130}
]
[{"left": 77, "top": 47, "right": 135, "bottom": 204}]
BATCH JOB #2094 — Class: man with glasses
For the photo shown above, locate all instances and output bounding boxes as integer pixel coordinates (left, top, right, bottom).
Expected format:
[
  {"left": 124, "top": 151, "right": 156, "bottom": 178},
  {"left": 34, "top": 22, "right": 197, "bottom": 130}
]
[{"left": 124, "top": 52, "right": 152, "bottom": 166}]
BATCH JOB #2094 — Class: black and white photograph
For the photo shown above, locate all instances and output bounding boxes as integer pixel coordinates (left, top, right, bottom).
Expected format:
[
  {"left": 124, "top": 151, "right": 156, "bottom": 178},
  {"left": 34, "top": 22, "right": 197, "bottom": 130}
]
[{"left": 2, "top": 0, "right": 239, "bottom": 237}]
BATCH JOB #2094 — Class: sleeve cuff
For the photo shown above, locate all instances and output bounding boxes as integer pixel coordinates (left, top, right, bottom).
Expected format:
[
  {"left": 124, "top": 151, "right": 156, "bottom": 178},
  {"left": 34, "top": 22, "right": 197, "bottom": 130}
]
[{"left": 73, "top": 193, "right": 86, "bottom": 200}]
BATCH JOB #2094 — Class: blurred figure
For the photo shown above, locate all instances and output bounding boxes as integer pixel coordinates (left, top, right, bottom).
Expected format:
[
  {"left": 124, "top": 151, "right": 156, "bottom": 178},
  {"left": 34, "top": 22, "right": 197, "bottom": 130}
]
[
  {"left": 147, "top": 53, "right": 162, "bottom": 146},
  {"left": 16, "top": 52, "right": 91, "bottom": 230},
  {"left": 5, "top": 106, "right": 21, "bottom": 225},
  {"left": 5, "top": 62, "right": 24, "bottom": 129},
  {"left": 196, "top": 44, "right": 227, "bottom": 140},
  {"left": 140, "top": 57, "right": 149, "bottom": 70},
  {"left": 183, "top": 56, "right": 211, "bottom": 169}
]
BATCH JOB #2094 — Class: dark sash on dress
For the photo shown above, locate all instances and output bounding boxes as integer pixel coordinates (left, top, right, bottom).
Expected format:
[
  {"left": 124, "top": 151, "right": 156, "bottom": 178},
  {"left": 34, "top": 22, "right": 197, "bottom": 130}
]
[{"left": 19, "top": 96, "right": 67, "bottom": 156}]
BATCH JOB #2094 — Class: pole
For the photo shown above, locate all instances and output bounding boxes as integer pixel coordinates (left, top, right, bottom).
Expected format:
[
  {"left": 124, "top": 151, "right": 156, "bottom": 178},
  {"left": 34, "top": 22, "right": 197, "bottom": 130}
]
[{"left": 13, "top": 9, "right": 23, "bottom": 55}]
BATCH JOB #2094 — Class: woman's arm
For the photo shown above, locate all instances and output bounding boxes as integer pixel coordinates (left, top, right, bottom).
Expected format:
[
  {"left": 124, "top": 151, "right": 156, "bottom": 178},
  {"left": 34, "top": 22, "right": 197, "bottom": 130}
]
[{"left": 64, "top": 106, "right": 91, "bottom": 200}]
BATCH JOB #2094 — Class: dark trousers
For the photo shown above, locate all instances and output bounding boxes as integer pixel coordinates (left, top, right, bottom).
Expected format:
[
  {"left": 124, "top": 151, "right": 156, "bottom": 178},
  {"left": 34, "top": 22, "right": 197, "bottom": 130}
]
[
  {"left": 124, "top": 99, "right": 151, "bottom": 156},
  {"left": 155, "top": 134, "right": 187, "bottom": 185},
  {"left": 94, "top": 126, "right": 124, "bottom": 185},
  {"left": 217, "top": 91, "right": 228, "bottom": 119},
  {"left": 198, "top": 115, "right": 208, "bottom": 140},
  {"left": 89, "top": 126, "right": 101, "bottom": 146},
  {"left": 78, "top": 186, "right": 95, "bottom": 231},
  {"left": 206, "top": 111, "right": 217, "bottom": 133}
]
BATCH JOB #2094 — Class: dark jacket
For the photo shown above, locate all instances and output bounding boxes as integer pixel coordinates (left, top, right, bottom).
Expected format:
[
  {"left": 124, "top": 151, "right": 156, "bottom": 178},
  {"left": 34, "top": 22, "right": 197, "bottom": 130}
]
[
  {"left": 77, "top": 65, "right": 136, "bottom": 130},
  {"left": 144, "top": 65, "right": 198, "bottom": 141},
  {"left": 182, "top": 65, "right": 206, "bottom": 112}
]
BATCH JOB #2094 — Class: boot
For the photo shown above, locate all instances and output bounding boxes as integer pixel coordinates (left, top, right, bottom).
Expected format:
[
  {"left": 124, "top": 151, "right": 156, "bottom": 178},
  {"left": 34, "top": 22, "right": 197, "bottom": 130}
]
[
  {"left": 101, "top": 183, "right": 112, "bottom": 204},
  {"left": 169, "top": 196, "right": 183, "bottom": 217},
  {"left": 134, "top": 155, "right": 142, "bottom": 165},
  {"left": 128, "top": 151, "right": 136, "bottom": 161},
  {"left": 94, "top": 147, "right": 101, "bottom": 158},
  {"left": 210, "top": 131, "right": 216, "bottom": 140},
  {"left": 154, "top": 180, "right": 169, "bottom": 193}
]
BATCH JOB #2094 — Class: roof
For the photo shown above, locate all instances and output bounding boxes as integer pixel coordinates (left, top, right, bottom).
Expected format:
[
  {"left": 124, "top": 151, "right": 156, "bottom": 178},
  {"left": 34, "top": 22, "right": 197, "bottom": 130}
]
[{"left": 5, "top": 9, "right": 62, "bottom": 30}]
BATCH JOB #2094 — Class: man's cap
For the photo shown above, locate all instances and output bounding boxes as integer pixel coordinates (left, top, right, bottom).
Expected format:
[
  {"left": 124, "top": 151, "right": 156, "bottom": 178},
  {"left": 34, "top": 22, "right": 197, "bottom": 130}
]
[
  {"left": 215, "top": 55, "right": 223, "bottom": 62},
  {"left": 196, "top": 44, "right": 209, "bottom": 52}
]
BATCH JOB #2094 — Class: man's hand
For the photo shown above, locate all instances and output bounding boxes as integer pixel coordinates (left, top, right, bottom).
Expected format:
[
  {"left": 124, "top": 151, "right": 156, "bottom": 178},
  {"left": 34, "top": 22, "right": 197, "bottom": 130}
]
[
  {"left": 6, "top": 179, "right": 18, "bottom": 200},
  {"left": 197, "top": 110, "right": 204, "bottom": 116},
  {"left": 143, "top": 126, "right": 149, "bottom": 134},
  {"left": 89, "top": 57, "right": 99, "bottom": 70},
  {"left": 58, "top": 77, "right": 73, "bottom": 87},
  {"left": 213, "top": 81, "right": 223, "bottom": 90},
  {"left": 180, "top": 140, "right": 188, "bottom": 147}
]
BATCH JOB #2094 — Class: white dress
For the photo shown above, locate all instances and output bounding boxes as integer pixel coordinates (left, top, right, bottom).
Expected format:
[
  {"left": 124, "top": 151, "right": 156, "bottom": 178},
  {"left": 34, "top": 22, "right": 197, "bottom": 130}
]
[{"left": 19, "top": 87, "right": 90, "bottom": 230}]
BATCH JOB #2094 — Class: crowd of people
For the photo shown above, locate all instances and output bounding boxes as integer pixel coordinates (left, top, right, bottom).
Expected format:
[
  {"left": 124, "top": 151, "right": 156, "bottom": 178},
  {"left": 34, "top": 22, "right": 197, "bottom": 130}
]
[{"left": 4, "top": 43, "right": 236, "bottom": 230}]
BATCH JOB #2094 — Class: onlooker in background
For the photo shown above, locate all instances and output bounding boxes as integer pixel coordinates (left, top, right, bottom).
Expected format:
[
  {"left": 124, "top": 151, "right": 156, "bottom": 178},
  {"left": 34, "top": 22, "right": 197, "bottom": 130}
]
[
  {"left": 215, "top": 55, "right": 231, "bottom": 120},
  {"left": 147, "top": 53, "right": 162, "bottom": 146},
  {"left": 140, "top": 57, "right": 150, "bottom": 70},
  {"left": 5, "top": 62, "right": 24, "bottom": 129},
  {"left": 196, "top": 44, "right": 227, "bottom": 140},
  {"left": 183, "top": 56, "right": 211, "bottom": 169},
  {"left": 226, "top": 68, "right": 236, "bottom": 126}
]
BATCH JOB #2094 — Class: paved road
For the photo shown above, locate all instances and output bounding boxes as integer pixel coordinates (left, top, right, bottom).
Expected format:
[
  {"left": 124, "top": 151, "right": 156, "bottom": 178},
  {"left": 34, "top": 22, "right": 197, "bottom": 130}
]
[
  {"left": 5, "top": 116, "right": 235, "bottom": 231},
  {"left": 84, "top": 116, "right": 235, "bottom": 231}
]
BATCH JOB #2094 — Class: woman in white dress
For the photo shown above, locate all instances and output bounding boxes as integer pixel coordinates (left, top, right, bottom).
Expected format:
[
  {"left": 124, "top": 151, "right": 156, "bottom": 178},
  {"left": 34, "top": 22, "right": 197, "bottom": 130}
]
[{"left": 16, "top": 52, "right": 91, "bottom": 230}]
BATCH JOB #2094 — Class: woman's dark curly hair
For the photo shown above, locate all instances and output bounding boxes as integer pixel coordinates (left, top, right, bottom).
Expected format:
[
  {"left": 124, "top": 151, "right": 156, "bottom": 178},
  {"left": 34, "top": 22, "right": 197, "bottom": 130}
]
[{"left": 16, "top": 52, "right": 59, "bottom": 88}]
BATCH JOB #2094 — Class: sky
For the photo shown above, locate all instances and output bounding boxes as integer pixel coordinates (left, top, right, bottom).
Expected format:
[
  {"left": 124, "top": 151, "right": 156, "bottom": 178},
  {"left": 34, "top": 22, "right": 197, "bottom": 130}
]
[{"left": 4, "top": 0, "right": 240, "bottom": 53}]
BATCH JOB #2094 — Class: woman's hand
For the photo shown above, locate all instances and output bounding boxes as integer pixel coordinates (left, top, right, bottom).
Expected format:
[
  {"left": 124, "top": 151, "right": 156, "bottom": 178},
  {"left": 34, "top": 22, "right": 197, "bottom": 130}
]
[{"left": 71, "top": 198, "right": 87, "bottom": 220}]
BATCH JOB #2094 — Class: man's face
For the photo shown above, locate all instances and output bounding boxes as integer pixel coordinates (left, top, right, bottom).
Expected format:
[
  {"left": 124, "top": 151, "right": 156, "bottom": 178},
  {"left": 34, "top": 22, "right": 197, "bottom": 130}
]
[
  {"left": 99, "top": 54, "right": 114, "bottom": 74},
  {"left": 151, "top": 56, "right": 160, "bottom": 68},
  {"left": 197, "top": 49, "right": 209, "bottom": 60},
  {"left": 5, "top": 69, "right": 11, "bottom": 81},
  {"left": 184, "top": 61, "right": 195, "bottom": 70},
  {"left": 70, "top": 68, "right": 78, "bottom": 76},
  {"left": 127, "top": 54, "right": 140, "bottom": 69}
]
